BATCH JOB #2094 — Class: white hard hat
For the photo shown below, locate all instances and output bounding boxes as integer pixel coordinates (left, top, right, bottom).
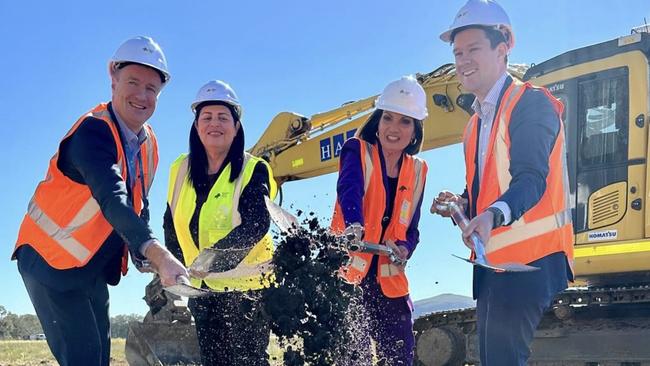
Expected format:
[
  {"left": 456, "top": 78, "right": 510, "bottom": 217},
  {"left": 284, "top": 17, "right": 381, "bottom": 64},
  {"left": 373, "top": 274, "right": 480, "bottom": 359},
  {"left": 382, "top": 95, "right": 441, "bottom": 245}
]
[
  {"left": 439, "top": 0, "right": 514, "bottom": 49},
  {"left": 191, "top": 80, "right": 242, "bottom": 118},
  {"left": 375, "top": 76, "right": 428, "bottom": 121},
  {"left": 109, "top": 36, "right": 170, "bottom": 84}
]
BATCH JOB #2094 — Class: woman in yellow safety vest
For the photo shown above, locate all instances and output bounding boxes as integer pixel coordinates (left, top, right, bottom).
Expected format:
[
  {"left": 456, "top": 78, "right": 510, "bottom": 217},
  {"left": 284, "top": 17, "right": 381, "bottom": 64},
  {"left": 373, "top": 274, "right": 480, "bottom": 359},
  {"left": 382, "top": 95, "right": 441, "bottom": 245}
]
[
  {"left": 164, "top": 80, "right": 277, "bottom": 366},
  {"left": 331, "top": 76, "right": 428, "bottom": 365}
]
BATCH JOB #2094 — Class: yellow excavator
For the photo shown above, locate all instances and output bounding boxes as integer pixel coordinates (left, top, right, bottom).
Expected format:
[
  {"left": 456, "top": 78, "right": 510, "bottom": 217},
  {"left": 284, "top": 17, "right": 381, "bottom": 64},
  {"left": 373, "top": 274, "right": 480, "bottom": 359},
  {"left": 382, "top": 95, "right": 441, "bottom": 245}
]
[
  {"left": 126, "top": 27, "right": 650, "bottom": 365},
  {"left": 250, "top": 26, "right": 650, "bottom": 365}
]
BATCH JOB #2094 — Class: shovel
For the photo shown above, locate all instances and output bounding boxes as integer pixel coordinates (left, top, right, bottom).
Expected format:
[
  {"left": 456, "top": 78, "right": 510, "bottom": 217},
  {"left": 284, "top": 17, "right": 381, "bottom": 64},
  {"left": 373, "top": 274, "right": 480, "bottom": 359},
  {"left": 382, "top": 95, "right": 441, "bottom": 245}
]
[
  {"left": 190, "top": 247, "right": 274, "bottom": 280},
  {"left": 435, "top": 201, "right": 539, "bottom": 273},
  {"left": 164, "top": 243, "right": 276, "bottom": 299},
  {"left": 163, "top": 275, "right": 211, "bottom": 298},
  {"left": 163, "top": 257, "right": 275, "bottom": 298},
  {"left": 264, "top": 196, "right": 405, "bottom": 266}
]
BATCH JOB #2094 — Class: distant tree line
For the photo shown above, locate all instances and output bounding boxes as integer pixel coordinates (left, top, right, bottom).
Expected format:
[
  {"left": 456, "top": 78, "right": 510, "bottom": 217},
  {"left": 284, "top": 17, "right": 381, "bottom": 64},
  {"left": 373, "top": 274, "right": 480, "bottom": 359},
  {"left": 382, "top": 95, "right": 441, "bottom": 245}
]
[
  {"left": 0, "top": 305, "right": 143, "bottom": 339},
  {"left": 109, "top": 313, "right": 144, "bottom": 338}
]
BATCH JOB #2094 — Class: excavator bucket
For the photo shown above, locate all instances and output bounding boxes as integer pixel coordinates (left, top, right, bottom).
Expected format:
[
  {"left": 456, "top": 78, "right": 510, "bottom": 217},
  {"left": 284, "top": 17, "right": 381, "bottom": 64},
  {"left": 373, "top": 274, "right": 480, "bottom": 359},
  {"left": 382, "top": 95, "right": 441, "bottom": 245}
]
[{"left": 125, "top": 277, "right": 201, "bottom": 365}]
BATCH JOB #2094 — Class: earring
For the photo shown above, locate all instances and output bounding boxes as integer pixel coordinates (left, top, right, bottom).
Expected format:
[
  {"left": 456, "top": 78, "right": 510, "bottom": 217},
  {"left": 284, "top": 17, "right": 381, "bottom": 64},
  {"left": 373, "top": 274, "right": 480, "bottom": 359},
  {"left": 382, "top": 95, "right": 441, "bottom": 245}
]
[
  {"left": 411, "top": 137, "right": 417, "bottom": 145},
  {"left": 375, "top": 131, "right": 379, "bottom": 138}
]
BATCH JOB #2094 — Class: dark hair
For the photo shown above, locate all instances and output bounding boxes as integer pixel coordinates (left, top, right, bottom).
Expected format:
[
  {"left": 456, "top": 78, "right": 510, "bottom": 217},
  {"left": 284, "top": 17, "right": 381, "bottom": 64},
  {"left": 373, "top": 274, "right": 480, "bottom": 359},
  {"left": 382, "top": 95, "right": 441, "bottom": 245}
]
[
  {"left": 187, "top": 101, "right": 245, "bottom": 187},
  {"left": 356, "top": 109, "right": 424, "bottom": 155},
  {"left": 115, "top": 61, "right": 166, "bottom": 84},
  {"left": 450, "top": 25, "right": 509, "bottom": 64}
]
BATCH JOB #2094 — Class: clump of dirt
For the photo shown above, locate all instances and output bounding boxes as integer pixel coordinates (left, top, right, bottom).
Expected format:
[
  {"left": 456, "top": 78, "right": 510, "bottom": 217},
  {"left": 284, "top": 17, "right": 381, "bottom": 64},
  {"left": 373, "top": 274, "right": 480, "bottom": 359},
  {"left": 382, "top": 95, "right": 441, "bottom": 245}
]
[{"left": 260, "top": 211, "right": 368, "bottom": 366}]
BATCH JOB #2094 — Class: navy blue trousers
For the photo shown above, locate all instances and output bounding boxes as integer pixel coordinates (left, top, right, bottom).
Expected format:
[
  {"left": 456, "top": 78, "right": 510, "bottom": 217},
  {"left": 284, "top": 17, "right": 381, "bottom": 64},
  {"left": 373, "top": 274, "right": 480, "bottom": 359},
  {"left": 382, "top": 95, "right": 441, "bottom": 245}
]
[
  {"left": 19, "top": 265, "right": 110, "bottom": 366},
  {"left": 474, "top": 252, "right": 569, "bottom": 365}
]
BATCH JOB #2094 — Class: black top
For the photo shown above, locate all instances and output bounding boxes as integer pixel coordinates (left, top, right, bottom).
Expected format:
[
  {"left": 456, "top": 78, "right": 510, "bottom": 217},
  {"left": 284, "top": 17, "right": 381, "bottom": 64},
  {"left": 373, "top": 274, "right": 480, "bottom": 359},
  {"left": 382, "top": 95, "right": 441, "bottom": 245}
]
[
  {"left": 164, "top": 161, "right": 271, "bottom": 272},
  {"left": 16, "top": 103, "right": 154, "bottom": 289}
]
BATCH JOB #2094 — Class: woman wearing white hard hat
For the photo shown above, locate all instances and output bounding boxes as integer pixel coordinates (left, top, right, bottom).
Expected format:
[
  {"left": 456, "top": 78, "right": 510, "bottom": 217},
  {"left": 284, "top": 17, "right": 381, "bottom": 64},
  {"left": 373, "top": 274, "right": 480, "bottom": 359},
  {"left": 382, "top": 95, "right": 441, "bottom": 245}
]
[
  {"left": 163, "top": 80, "right": 277, "bottom": 365},
  {"left": 331, "top": 76, "right": 428, "bottom": 365}
]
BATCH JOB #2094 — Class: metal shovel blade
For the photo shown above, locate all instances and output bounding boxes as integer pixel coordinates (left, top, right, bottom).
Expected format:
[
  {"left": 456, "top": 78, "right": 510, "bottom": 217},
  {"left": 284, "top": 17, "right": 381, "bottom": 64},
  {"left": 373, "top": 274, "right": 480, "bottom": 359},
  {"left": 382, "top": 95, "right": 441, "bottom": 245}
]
[
  {"left": 189, "top": 247, "right": 219, "bottom": 273},
  {"left": 204, "top": 260, "right": 274, "bottom": 280},
  {"left": 496, "top": 262, "right": 540, "bottom": 272},
  {"left": 163, "top": 283, "right": 211, "bottom": 298},
  {"left": 264, "top": 196, "right": 300, "bottom": 233},
  {"left": 451, "top": 254, "right": 539, "bottom": 273}
]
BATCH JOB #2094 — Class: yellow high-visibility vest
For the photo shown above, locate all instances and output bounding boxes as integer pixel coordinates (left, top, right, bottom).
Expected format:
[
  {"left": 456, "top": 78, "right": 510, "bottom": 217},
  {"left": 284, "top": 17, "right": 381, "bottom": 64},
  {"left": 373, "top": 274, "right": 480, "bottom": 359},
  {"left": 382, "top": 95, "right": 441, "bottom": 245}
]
[{"left": 167, "top": 152, "right": 277, "bottom": 291}]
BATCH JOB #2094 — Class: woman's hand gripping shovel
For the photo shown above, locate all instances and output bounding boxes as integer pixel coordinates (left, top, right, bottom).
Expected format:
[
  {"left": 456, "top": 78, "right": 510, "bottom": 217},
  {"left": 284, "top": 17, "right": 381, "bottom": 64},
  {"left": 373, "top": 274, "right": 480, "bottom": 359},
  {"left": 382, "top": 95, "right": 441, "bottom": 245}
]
[{"left": 434, "top": 200, "right": 539, "bottom": 273}]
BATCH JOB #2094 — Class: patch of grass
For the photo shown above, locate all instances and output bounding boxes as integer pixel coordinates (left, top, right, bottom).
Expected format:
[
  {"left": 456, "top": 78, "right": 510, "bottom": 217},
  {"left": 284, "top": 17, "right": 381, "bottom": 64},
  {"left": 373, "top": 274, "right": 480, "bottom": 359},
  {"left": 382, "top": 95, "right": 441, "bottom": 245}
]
[
  {"left": 0, "top": 339, "right": 127, "bottom": 366},
  {"left": 0, "top": 336, "right": 305, "bottom": 365}
]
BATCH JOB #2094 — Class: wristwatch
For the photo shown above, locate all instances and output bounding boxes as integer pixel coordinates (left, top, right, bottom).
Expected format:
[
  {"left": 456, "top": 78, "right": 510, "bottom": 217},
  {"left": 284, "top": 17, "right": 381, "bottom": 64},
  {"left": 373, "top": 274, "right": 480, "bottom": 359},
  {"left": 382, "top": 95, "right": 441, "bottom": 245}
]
[{"left": 486, "top": 206, "right": 505, "bottom": 229}]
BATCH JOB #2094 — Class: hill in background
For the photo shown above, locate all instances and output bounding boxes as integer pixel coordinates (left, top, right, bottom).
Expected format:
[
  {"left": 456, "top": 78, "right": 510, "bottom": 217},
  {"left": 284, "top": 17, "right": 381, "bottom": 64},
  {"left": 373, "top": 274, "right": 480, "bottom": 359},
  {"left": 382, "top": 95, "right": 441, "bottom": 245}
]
[{"left": 412, "top": 293, "right": 475, "bottom": 319}]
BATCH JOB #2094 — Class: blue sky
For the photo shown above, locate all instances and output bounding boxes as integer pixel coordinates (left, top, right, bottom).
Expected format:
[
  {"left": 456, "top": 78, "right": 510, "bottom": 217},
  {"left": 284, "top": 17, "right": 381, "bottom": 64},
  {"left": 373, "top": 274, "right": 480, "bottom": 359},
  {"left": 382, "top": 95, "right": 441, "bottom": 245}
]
[{"left": 1, "top": 1, "right": 648, "bottom": 316}]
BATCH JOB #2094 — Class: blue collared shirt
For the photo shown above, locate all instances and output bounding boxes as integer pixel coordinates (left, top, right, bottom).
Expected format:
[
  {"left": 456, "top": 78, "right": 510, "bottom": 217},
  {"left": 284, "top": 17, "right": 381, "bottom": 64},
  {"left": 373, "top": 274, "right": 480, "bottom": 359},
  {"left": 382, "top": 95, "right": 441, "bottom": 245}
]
[
  {"left": 113, "top": 113, "right": 147, "bottom": 187},
  {"left": 471, "top": 72, "right": 512, "bottom": 224},
  {"left": 113, "top": 112, "right": 155, "bottom": 256}
]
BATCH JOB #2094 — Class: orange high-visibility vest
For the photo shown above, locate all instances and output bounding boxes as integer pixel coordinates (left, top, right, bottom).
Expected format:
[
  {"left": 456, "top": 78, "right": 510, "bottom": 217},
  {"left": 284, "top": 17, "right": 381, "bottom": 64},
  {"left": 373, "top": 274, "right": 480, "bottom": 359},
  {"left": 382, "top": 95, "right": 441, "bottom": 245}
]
[
  {"left": 463, "top": 79, "right": 574, "bottom": 271},
  {"left": 332, "top": 138, "right": 427, "bottom": 298},
  {"left": 14, "top": 103, "right": 158, "bottom": 273}
]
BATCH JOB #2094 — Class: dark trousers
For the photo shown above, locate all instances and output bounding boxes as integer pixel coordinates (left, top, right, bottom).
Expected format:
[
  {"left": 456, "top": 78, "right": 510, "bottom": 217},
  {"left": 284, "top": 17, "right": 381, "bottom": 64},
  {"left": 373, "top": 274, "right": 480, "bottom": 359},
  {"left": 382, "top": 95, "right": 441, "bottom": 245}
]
[
  {"left": 188, "top": 290, "right": 270, "bottom": 366},
  {"left": 359, "top": 275, "right": 414, "bottom": 366},
  {"left": 475, "top": 253, "right": 569, "bottom": 366},
  {"left": 19, "top": 266, "right": 110, "bottom": 366}
]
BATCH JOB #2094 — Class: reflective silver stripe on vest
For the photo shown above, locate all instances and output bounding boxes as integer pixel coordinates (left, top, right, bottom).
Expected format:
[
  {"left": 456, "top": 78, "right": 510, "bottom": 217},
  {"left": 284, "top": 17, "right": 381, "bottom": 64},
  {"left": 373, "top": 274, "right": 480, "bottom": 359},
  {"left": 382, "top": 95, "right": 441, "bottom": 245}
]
[
  {"left": 361, "top": 141, "right": 374, "bottom": 192},
  {"left": 409, "top": 158, "right": 426, "bottom": 224},
  {"left": 493, "top": 82, "right": 524, "bottom": 195},
  {"left": 463, "top": 116, "right": 477, "bottom": 155},
  {"left": 170, "top": 158, "right": 189, "bottom": 218},
  {"left": 350, "top": 256, "right": 368, "bottom": 272},
  {"left": 27, "top": 199, "right": 92, "bottom": 262},
  {"left": 559, "top": 129, "right": 572, "bottom": 218},
  {"left": 93, "top": 108, "right": 111, "bottom": 120},
  {"left": 203, "top": 259, "right": 273, "bottom": 279},
  {"left": 231, "top": 154, "right": 254, "bottom": 227},
  {"left": 379, "top": 263, "right": 401, "bottom": 277},
  {"left": 67, "top": 198, "right": 100, "bottom": 230},
  {"left": 142, "top": 126, "right": 156, "bottom": 191},
  {"left": 493, "top": 81, "right": 526, "bottom": 228},
  {"left": 487, "top": 208, "right": 572, "bottom": 253}
]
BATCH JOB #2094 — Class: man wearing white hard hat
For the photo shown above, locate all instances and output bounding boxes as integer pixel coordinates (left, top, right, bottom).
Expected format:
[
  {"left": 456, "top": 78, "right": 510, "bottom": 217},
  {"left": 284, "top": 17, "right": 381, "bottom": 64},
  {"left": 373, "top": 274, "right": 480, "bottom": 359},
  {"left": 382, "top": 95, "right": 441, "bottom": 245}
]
[
  {"left": 13, "top": 36, "right": 188, "bottom": 365},
  {"left": 430, "top": 1, "right": 574, "bottom": 364}
]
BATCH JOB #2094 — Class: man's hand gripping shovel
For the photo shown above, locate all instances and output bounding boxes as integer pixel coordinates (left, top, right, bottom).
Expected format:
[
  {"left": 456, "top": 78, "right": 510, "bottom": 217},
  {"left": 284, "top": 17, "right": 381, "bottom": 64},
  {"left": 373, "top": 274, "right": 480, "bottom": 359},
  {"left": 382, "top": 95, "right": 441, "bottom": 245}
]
[{"left": 434, "top": 200, "right": 539, "bottom": 273}]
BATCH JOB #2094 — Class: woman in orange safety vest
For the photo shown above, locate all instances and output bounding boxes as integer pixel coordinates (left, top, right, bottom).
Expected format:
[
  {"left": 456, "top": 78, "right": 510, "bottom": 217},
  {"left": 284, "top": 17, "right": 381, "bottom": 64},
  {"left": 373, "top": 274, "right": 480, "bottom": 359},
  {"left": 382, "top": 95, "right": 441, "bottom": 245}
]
[{"left": 331, "top": 76, "right": 428, "bottom": 365}]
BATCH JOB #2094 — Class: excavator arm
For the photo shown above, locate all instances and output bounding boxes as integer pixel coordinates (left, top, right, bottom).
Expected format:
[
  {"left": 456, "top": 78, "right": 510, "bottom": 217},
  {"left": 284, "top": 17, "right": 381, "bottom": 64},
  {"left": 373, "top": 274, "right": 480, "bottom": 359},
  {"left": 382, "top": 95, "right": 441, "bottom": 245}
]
[{"left": 250, "top": 64, "right": 527, "bottom": 186}]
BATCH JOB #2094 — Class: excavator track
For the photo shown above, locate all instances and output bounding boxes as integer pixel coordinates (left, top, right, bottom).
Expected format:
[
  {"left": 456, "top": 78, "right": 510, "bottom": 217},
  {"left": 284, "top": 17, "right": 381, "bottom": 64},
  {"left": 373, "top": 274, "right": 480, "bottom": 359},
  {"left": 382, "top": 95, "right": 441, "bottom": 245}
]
[{"left": 414, "top": 285, "right": 650, "bottom": 366}]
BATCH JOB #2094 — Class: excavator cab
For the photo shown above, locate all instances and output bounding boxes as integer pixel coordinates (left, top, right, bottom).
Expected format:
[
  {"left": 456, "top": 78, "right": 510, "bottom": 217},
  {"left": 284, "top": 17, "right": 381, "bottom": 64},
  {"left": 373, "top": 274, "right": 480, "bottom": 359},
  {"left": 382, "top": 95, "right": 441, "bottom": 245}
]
[{"left": 525, "top": 30, "right": 650, "bottom": 285}]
